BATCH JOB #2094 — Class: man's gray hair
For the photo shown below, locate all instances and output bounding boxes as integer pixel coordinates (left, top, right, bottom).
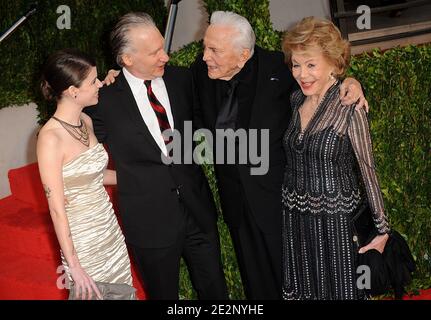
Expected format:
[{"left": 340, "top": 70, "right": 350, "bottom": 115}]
[
  {"left": 110, "top": 12, "right": 156, "bottom": 67},
  {"left": 210, "top": 11, "right": 255, "bottom": 57}
]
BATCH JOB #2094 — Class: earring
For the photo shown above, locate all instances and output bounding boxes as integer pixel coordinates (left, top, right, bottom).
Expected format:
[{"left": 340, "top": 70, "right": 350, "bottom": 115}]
[{"left": 329, "top": 73, "right": 335, "bottom": 80}]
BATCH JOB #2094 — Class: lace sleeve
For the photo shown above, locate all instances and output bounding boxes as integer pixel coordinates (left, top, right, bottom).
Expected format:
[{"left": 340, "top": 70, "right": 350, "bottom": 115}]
[{"left": 348, "top": 108, "right": 390, "bottom": 234}]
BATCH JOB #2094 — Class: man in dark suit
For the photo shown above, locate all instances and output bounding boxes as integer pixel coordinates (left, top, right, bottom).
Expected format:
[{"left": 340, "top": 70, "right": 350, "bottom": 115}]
[
  {"left": 191, "top": 11, "right": 366, "bottom": 299},
  {"left": 86, "top": 12, "right": 228, "bottom": 300}
]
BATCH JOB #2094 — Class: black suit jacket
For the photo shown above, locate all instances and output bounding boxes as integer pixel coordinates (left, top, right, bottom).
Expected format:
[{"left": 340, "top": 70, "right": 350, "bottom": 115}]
[
  {"left": 191, "top": 46, "right": 296, "bottom": 234},
  {"left": 85, "top": 66, "right": 218, "bottom": 249}
]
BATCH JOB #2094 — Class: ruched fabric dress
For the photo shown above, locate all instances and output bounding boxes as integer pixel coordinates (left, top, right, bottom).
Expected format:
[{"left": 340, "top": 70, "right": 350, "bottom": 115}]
[{"left": 61, "top": 143, "right": 134, "bottom": 298}]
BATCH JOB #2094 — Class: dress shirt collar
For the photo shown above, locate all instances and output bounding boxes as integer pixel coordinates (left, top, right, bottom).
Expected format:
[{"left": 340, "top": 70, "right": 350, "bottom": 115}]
[{"left": 122, "top": 67, "right": 163, "bottom": 93}]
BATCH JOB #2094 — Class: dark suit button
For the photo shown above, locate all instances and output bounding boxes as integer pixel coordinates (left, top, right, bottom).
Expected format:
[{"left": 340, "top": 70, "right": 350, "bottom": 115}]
[{"left": 170, "top": 186, "right": 182, "bottom": 202}]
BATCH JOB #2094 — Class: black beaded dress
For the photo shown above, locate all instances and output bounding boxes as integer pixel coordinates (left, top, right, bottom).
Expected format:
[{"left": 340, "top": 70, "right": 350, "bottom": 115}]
[{"left": 281, "top": 81, "right": 390, "bottom": 300}]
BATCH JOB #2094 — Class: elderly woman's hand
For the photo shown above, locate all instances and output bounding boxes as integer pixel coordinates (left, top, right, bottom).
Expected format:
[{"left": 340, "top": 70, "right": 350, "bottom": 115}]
[
  {"left": 358, "top": 233, "right": 389, "bottom": 254},
  {"left": 340, "top": 77, "right": 369, "bottom": 112}
]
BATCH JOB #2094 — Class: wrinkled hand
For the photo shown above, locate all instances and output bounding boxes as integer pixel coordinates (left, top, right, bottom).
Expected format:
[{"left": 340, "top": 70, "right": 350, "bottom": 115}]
[
  {"left": 359, "top": 233, "right": 389, "bottom": 254},
  {"left": 103, "top": 69, "right": 120, "bottom": 86},
  {"left": 69, "top": 265, "right": 103, "bottom": 300},
  {"left": 340, "top": 77, "right": 369, "bottom": 112}
]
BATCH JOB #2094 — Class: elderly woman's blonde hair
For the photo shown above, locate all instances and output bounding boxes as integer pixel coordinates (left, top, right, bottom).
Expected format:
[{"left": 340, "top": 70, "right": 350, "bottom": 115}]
[{"left": 282, "top": 17, "right": 351, "bottom": 78}]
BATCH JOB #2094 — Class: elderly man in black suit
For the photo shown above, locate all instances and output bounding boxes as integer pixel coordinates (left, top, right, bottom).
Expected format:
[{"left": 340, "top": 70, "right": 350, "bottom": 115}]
[
  {"left": 86, "top": 12, "right": 228, "bottom": 300},
  {"left": 191, "top": 11, "right": 366, "bottom": 300}
]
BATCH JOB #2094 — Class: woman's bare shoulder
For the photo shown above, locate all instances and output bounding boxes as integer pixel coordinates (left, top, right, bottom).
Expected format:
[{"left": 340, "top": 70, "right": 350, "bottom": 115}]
[{"left": 37, "top": 120, "right": 64, "bottom": 149}]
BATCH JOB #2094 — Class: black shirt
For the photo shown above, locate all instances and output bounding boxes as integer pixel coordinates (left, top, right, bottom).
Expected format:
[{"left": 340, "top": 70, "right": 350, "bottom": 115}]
[{"left": 216, "top": 51, "right": 258, "bottom": 130}]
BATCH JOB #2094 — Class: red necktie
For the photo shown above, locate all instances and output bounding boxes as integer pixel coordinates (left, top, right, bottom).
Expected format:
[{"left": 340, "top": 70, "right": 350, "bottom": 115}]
[{"left": 144, "top": 80, "right": 172, "bottom": 145}]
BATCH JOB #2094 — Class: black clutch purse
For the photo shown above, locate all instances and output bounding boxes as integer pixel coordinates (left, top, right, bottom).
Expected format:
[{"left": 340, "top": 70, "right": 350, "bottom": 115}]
[{"left": 352, "top": 203, "right": 416, "bottom": 299}]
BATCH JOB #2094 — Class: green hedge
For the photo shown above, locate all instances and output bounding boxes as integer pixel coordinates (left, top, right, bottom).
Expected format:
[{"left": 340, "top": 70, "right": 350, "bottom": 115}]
[
  {"left": 0, "top": 0, "right": 167, "bottom": 120},
  {"left": 1, "top": 0, "right": 430, "bottom": 299},
  {"left": 348, "top": 46, "right": 431, "bottom": 292}
]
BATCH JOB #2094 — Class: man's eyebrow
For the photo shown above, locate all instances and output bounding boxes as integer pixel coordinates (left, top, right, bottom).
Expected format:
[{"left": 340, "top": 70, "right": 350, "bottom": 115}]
[{"left": 150, "top": 46, "right": 162, "bottom": 54}]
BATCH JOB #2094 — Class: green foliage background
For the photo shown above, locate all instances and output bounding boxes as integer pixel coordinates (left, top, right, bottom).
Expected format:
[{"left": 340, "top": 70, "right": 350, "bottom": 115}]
[
  {"left": 347, "top": 46, "right": 431, "bottom": 293},
  {"left": 0, "top": 0, "right": 167, "bottom": 120},
  {"left": 1, "top": 0, "right": 429, "bottom": 299}
]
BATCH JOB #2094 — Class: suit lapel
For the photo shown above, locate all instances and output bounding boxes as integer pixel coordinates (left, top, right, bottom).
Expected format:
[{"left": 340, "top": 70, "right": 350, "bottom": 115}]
[
  {"left": 248, "top": 48, "right": 275, "bottom": 128},
  {"left": 214, "top": 80, "right": 223, "bottom": 118},
  {"left": 162, "top": 67, "right": 181, "bottom": 131},
  {"left": 115, "top": 71, "right": 163, "bottom": 154},
  {"left": 197, "top": 59, "right": 219, "bottom": 129}
]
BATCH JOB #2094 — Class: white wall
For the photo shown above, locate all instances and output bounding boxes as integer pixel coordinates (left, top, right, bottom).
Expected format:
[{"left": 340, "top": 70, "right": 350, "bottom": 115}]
[
  {"left": 269, "top": 0, "right": 331, "bottom": 31},
  {"left": 168, "top": 0, "right": 209, "bottom": 51},
  {"left": 0, "top": 104, "right": 39, "bottom": 198}
]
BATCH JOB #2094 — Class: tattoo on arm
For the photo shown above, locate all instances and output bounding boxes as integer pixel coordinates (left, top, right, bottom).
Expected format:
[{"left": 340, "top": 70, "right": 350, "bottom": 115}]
[{"left": 43, "top": 184, "right": 51, "bottom": 198}]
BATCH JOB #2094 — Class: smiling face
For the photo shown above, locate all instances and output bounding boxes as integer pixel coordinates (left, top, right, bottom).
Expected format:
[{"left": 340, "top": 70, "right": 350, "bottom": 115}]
[
  {"left": 291, "top": 47, "right": 336, "bottom": 98},
  {"left": 122, "top": 25, "right": 169, "bottom": 80},
  {"left": 203, "top": 24, "right": 250, "bottom": 81},
  {"left": 74, "top": 67, "right": 102, "bottom": 107}
]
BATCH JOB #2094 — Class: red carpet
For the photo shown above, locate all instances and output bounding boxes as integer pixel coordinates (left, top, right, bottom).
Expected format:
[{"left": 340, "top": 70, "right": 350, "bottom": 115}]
[
  {"left": 0, "top": 163, "right": 146, "bottom": 300},
  {"left": 400, "top": 288, "right": 431, "bottom": 300},
  {"left": 1, "top": 163, "right": 429, "bottom": 300}
]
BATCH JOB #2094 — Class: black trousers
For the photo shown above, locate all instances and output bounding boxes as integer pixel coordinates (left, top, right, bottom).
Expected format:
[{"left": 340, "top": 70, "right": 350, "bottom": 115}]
[
  {"left": 229, "top": 203, "right": 282, "bottom": 300},
  {"left": 130, "top": 210, "right": 228, "bottom": 300}
]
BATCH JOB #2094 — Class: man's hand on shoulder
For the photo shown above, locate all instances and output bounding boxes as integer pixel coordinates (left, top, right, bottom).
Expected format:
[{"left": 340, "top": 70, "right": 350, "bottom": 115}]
[
  {"left": 103, "top": 69, "right": 120, "bottom": 86},
  {"left": 340, "top": 77, "right": 369, "bottom": 112}
]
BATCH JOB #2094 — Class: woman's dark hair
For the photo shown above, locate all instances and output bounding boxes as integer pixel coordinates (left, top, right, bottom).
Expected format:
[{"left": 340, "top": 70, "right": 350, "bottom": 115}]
[{"left": 40, "top": 48, "right": 96, "bottom": 101}]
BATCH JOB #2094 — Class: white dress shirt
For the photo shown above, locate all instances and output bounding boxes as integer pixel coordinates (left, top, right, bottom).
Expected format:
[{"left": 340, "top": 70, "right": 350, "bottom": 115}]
[{"left": 123, "top": 67, "right": 174, "bottom": 156}]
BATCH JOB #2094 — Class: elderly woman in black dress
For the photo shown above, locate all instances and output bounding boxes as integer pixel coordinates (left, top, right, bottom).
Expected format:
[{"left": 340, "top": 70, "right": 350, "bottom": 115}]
[{"left": 281, "top": 17, "right": 390, "bottom": 300}]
